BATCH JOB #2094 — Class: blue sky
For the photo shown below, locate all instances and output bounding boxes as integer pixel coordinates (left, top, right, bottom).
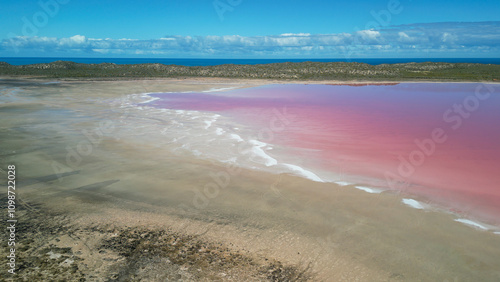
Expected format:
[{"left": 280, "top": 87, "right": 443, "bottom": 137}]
[{"left": 1, "top": 0, "right": 499, "bottom": 58}]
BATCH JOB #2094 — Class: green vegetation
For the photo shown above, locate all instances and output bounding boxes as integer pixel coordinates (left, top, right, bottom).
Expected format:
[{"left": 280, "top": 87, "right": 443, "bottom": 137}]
[{"left": 1, "top": 60, "right": 499, "bottom": 81}]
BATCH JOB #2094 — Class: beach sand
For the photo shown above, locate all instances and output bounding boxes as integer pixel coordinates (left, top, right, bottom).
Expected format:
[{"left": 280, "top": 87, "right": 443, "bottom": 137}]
[{"left": 1, "top": 77, "right": 500, "bottom": 281}]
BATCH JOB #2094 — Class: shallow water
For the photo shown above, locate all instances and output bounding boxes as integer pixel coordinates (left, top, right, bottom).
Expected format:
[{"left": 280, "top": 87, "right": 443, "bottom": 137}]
[{"left": 148, "top": 83, "right": 500, "bottom": 225}]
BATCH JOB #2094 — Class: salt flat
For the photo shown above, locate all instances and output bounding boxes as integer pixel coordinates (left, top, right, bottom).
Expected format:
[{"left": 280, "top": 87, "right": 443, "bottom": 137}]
[{"left": 1, "top": 77, "right": 499, "bottom": 281}]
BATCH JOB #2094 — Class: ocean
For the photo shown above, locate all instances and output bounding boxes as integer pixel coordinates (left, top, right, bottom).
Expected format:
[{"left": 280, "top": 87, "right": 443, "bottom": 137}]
[{"left": 1, "top": 57, "right": 500, "bottom": 66}]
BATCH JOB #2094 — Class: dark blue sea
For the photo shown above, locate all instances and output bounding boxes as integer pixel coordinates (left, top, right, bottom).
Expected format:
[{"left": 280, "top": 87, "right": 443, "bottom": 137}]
[{"left": 1, "top": 57, "right": 499, "bottom": 66}]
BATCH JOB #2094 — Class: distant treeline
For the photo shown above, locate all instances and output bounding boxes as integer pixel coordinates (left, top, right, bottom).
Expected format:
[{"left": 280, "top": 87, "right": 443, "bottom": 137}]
[{"left": 1, "top": 60, "right": 499, "bottom": 81}]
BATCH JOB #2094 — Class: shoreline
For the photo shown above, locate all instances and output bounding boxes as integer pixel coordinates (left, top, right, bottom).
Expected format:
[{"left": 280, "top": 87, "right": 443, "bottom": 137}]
[
  {"left": 2, "top": 78, "right": 500, "bottom": 280},
  {"left": 3, "top": 77, "right": 500, "bottom": 230},
  {"left": 137, "top": 81, "right": 500, "bottom": 232}
]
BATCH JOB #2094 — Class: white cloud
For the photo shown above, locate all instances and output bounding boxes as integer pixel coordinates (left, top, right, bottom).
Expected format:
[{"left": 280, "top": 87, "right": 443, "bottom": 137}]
[
  {"left": 281, "top": 33, "right": 311, "bottom": 36},
  {"left": 59, "top": 35, "right": 86, "bottom": 47},
  {"left": 92, "top": 48, "right": 110, "bottom": 54},
  {"left": 356, "top": 30, "right": 380, "bottom": 41},
  {"left": 441, "top": 32, "right": 457, "bottom": 43},
  {"left": 398, "top": 32, "right": 409, "bottom": 39},
  {"left": 70, "top": 35, "right": 86, "bottom": 44},
  {"left": 1, "top": 22, "right": 499, "bottom": 57}
]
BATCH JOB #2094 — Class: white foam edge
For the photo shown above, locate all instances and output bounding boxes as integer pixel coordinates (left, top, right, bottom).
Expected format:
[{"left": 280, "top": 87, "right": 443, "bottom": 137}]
[
  {"left": 454, "top": 219, "right": 489, "bottom": 230},
  {"left": 248, "top": 140, "right": 277, "bottom": 166},
  {"left": 202, "top": 87, "right": 237, "bottom": 92},
  {"left": 204, "top": 116, "right": 218, "bottom": 129},
  {"left": 204, "top": 120, "right": 213, "bottom": 129},
  {"left": 215, "top": 128, "right": 224, "bottom": 135},
  {"left": 140, "top": 91, "right": 191, "bottom": 95},
  {"left": 282, "top": 163, "right": 324, "bottom": 182},
  {"left": 221, "top": 157, "right": 237, "bottom": 163},
  {"left": 134, "top": 91, "right": 197, "bottom": 104},
  {"left": 354, "top": 186, "right": 383, "bottom": 194},
  {"left": 229, "top": 133, "right": 244, "bottom": 142},
  {"left": 138, "top": 96, "right": 160, "bottom": 104},
  {"left": 402, "top": 198, "right": 425, "bottom": 210},
  {"left": 335, "top": 181, "right": 352, "bottom": 186}
]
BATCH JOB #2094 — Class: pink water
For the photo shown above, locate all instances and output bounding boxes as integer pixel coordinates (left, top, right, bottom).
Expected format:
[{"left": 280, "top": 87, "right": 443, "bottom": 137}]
[{"left": 150, "top": 83, "right": 500, "bottom": 224}]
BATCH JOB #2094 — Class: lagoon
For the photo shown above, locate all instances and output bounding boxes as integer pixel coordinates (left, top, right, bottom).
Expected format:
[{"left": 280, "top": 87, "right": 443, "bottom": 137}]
[{"left": 148, "top": 83, "right": 500, "bottom": 226}]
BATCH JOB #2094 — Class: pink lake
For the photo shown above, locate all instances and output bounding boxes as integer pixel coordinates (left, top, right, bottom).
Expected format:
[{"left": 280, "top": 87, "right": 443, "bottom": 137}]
[{"left": 149, "top": 83, "right": 500, "bottom": 225}]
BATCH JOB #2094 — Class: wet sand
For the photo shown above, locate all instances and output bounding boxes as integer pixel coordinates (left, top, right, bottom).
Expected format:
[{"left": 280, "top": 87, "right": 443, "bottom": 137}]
[{"left": 1, "top": 77, "right": 500, "bottom": 281}]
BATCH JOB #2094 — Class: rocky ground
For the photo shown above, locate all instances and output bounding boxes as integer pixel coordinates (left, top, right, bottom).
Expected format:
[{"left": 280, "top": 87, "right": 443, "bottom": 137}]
[{"left": 0, "top": 195, "right": 312, "bottom": 281}]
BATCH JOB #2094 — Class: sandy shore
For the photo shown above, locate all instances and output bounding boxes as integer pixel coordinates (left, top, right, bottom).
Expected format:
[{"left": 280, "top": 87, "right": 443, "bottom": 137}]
[{"left": 1, "top": 78, "right": 500, "bottom": 281}]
